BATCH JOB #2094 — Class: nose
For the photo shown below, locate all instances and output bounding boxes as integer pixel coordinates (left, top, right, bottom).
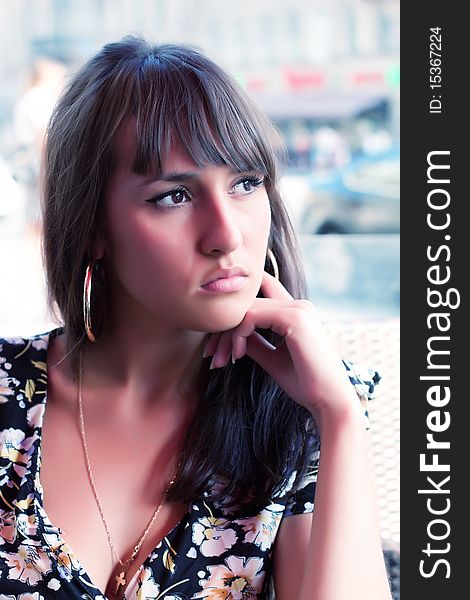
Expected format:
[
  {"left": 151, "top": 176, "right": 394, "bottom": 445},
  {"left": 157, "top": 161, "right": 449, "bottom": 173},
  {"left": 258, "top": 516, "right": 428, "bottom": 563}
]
[{"left": 198, "top": 192, "right": 243, "bottom": 256}]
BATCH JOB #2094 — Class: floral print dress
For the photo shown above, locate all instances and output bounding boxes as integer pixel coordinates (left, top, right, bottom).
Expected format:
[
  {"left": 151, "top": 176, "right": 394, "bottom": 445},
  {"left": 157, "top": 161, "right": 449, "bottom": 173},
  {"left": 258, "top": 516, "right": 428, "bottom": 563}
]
[{"left": 0, "top": 328, "right": 379, "bottom": 599}]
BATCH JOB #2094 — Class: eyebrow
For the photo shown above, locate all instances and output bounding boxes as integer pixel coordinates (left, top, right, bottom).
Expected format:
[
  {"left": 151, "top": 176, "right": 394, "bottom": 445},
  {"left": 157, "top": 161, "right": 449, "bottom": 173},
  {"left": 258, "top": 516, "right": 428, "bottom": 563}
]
[
  {"left": 134, "top": 170, "right": 200, "bottom": 188},
  {"left": 136, "top": 167, "right": 265, "bottom": 187},
  {"left": 154, "top": 171, "right": 200, "bottom": 182}
]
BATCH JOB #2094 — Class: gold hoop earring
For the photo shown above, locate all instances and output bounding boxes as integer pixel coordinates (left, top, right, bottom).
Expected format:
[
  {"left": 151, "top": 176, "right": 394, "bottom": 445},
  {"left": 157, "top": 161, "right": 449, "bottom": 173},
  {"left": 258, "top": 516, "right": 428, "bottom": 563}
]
[
  {"left": 83, "top": 262, "right": 97, "bottom": 343},
  {"left": 266, "top": 248, "right": 280, "bottom": 281}
]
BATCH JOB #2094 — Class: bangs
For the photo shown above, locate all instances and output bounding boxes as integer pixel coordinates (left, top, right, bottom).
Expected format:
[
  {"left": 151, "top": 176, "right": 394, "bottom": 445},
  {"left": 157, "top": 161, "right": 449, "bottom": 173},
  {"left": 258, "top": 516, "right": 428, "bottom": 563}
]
[{"left": 128, "top": 48, "right": 283, "bottom": 180}]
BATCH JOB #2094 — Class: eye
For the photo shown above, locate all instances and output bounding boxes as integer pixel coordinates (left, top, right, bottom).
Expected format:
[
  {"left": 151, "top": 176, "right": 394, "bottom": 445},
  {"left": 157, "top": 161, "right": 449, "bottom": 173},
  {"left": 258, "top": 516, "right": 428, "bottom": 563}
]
[
  {"left": 230, "top": 175, "right": 265, "bottom": 196},
  {"left": 146, "top": 187, "right": 191, "bottom": 208}
]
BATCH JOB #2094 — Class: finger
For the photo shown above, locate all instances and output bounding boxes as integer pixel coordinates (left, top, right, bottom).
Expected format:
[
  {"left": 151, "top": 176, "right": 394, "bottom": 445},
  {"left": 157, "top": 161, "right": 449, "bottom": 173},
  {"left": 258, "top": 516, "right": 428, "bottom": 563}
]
[
  {"left": 231, "top": 331, "right": 247, "bottom": 362},
  {"left": 232, "top": 302, "right": 292, "bottom": 341},
  {"left": 203, "top": 332, "right": 222, "bottom": 358},
  {"left": 245, "top": 331, "right": 289, "bottom": 375},
  {"left": 210, "top": 330, "right": 233, "bottom": 369},
  {"left": 260, "top": 270, "right": 294, "bottom": 301},
  {"left": 246, "top": 330, "right": 277, "bottom": 355}
]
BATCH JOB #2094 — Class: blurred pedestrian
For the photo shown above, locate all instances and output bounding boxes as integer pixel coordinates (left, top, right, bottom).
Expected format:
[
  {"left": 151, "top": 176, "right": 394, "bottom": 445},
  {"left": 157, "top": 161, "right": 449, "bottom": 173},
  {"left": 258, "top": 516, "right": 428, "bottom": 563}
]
[{"left": 12, "top": 56, "right": 66, "bottom": 234}]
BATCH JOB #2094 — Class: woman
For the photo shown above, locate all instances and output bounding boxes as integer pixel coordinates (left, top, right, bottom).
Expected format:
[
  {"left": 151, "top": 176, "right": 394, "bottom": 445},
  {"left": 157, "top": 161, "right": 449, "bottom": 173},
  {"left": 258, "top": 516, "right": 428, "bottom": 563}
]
[{"left": 0, "top": 36, "right": 392, "bottom": 599}]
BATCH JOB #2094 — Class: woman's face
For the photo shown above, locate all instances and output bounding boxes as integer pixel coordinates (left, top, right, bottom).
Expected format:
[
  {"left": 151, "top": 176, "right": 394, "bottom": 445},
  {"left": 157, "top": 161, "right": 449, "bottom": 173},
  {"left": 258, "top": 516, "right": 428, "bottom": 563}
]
[{"left": 100, "top": 121, "right": 272, "bottom": 333}]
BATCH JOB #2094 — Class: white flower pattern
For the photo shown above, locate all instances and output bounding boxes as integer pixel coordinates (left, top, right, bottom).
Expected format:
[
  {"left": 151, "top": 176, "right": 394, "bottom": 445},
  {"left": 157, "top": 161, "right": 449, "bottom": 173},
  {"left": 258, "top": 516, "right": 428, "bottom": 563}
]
[
  {"left": 234, "top": 505, "right": 284, "bottom": 552},
  {"left": 0, "top": 509, "right": 16, "bottom": 546},
  {"left": 0, "top": 543, "right": 52, "bottom": 586},
  {"left": 193, "top": 556, "right": 265, "bottom": 599},
  {"left": 192, "top": 516, "right": 238, "bottom": 557},
  {"left": 135, "top": 567, "right": 161, "bottom": 599}
]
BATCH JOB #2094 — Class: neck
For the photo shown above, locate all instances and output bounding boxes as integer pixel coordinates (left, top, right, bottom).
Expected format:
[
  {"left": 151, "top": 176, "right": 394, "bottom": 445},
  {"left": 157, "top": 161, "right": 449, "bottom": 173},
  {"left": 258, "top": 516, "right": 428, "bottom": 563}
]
[{"left": 82, "top": 315, "right": 209, "bottom": 407}]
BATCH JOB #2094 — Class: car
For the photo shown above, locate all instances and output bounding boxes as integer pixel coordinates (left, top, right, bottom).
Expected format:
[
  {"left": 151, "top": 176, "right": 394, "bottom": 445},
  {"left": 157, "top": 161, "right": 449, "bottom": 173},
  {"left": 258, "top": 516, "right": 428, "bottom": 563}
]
[{"left": 282, "top": 147, "right": 400, "bottom": 235}]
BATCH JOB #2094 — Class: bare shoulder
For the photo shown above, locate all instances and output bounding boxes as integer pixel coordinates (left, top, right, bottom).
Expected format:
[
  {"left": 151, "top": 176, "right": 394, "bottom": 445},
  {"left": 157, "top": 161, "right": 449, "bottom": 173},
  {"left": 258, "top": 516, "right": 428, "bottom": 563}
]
[{"left": 45, "top": 331, "right": 77, "bottom": 406}]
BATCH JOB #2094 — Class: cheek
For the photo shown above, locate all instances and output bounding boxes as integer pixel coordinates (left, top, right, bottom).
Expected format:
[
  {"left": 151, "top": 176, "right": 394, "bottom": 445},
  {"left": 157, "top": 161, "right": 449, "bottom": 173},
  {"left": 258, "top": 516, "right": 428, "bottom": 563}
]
[
  {"left": 104, "top": 209, "right": 191, "bottom": 294},
  {"left": 249, "top": 194, "right": 272, "bottom": 255}
]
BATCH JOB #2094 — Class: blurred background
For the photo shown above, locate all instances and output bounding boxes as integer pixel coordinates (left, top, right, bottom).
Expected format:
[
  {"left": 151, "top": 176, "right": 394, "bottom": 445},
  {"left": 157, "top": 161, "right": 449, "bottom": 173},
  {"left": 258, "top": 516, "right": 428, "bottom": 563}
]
[{"left": 0, "top": 0, "right": 400, "bottom": 593}]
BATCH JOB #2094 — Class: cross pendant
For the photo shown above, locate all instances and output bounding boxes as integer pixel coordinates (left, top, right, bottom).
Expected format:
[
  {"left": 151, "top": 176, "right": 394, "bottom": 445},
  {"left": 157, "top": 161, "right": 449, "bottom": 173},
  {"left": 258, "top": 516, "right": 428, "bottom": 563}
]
[{"left": 114, "top": 571, "right": 126, "bottom": 596}]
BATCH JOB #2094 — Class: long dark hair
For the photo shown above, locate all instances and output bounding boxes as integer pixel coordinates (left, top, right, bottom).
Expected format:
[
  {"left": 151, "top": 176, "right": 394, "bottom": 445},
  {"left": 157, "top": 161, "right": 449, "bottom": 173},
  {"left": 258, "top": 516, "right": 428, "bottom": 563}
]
[{"left": 42, "top": 35, "right": 317, "bottom": 511}]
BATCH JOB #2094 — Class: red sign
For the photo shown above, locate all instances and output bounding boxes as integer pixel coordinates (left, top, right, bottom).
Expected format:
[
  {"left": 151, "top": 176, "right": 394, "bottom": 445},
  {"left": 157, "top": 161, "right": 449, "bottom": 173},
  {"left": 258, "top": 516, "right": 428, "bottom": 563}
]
[
  {"left": 351, "top": 71, "right": 385, "bottom": 85},
  {"left": 284, "top": 69, "right": 326, "bottom": 90}
]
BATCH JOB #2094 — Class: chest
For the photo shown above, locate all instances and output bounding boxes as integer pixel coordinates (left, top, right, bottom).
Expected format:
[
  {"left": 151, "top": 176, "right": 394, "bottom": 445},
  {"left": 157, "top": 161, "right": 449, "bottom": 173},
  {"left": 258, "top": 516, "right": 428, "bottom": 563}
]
[{"left": 39, "top": 389, "right": 188, "bottom": 597}]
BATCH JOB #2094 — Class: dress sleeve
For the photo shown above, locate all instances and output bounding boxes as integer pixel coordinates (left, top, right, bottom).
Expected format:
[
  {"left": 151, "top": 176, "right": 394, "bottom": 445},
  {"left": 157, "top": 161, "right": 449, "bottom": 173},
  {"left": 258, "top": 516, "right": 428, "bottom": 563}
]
[
  {"left": 282, "top": 360, "right": 381, "bottom": 517},
  {"left": 282, "top": 439, "right": 320, "bottom": 517},
  {"left": 342, "top": 359, "right": 381, "bottom": 431}
]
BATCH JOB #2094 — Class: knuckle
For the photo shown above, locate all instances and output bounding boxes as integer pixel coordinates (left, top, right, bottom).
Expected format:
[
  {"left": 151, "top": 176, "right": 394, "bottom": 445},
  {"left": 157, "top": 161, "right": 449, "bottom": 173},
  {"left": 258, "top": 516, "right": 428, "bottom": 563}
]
[
  {"left": 292, "top": 299, "right": 313, "bottom": 320},
  {"left": 287, "top": 299, "right": 316, "bottom": 331},
  {"left": 296, "top": 299, "right": 314, "bottom": 311}
]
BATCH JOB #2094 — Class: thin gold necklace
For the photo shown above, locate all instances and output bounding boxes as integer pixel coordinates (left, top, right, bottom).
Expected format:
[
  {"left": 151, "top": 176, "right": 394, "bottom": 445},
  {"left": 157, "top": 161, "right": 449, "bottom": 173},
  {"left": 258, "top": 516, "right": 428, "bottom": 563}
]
[{"left": 77, "top": 350, "right": 176, "bottom": 597}]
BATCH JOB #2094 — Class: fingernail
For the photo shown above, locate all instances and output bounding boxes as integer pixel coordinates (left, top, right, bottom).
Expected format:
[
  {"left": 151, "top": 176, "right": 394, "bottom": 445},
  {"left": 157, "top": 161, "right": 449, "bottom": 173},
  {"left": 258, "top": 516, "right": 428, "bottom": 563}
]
[
  {"left": 209, "top": 356, "right": 218, "bottom": 370},
  {"left": 231, "top": 352, "right": 236, "bottom": 365},
  {"left": 203, "top": 344, "right": 212, "bottom": 359}
]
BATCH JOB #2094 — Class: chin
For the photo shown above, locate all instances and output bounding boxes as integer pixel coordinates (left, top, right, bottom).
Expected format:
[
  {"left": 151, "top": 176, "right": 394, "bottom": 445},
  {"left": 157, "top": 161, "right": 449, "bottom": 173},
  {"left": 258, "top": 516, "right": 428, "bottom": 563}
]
[{"left": 192, "top": 302, "right": 252, "bottom": 333}]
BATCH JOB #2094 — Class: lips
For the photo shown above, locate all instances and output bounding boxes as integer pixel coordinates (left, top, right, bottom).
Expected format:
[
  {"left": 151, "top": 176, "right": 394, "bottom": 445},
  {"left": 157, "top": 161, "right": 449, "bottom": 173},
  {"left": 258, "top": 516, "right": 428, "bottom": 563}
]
[{"left": 201, "top": 265, "right": 248, "bottom": 287}]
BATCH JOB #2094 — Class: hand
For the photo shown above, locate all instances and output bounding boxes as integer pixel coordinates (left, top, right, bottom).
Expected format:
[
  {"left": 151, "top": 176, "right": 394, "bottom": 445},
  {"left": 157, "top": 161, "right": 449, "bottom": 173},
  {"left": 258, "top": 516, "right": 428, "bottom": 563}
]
[{"left": 203, "top": 271, "right": 361, "bottom": 424}]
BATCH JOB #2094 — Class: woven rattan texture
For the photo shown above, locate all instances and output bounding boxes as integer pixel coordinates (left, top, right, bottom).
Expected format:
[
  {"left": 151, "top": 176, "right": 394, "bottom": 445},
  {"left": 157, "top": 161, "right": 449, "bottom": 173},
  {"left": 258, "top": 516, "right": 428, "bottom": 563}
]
[{"left": 325, "top": 318, "right": 400, "bottom": 546}]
